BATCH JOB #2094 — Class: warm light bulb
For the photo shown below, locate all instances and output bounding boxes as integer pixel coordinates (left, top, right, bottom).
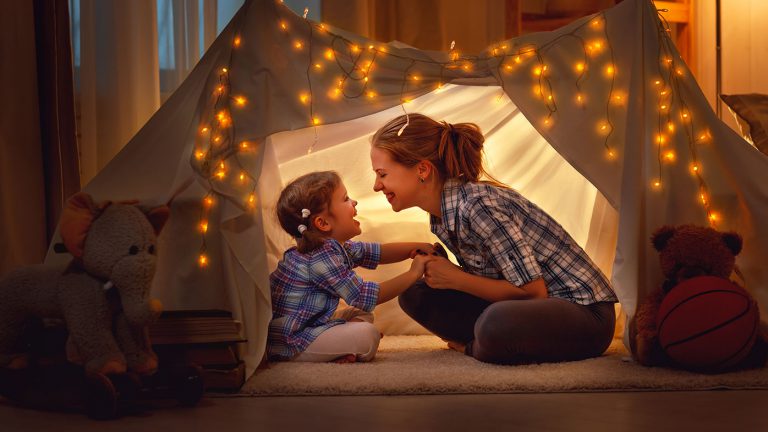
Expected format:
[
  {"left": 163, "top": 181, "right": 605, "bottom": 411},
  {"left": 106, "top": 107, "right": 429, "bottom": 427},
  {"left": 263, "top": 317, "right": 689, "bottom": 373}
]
[
  {"left": 652, "top": 180, "right": 662, "bottom": 189},
  {"left": 533, "top": 66, "right": 542, "bottom": 76},
  {"left": 195, "top": 150, "right": 205, "bottom": 160},
  {"left": 606, "top": 149, "right": 617, "bottom": 160},
  {"left": 605, "top": 65, "right": 615, "bottom": 76},
  {"left": 198, "top": 254, "right": 208, "bottom": 267},
  {"left": 200, "top": 221, "right": 208, "bottom": 233},
  {"left": 656, "top": 134, "right": 666, "bottom": 145},
  {"left": 324, "top": 49, "right": 334, "bottom": 60},
  {"left": 312, "top": 116, "right": 321, "bottom": 125},
  {"left": 709, "top": 212, "right": 719, "bottom": 222},
  {"left": 280, "top": 21, "right": 287, "bottom": 31},
  {"left": 200, "top": 126, "right": 209, "bottom": 134},
  {"left": 248, "top": 194, "right": 256, "bottom": 206},
  {"left": 299, "top": 93, "right": 309, "bottom": 104},
  {"left": 667, "top": 122, "right": 675, "bottom": 132},
  {"left": 204, "top": 196, "right": 214, "bottom": 207},
  {"left": 314, "top": 63, "right": 322, "bottom": 70},
  {"left": 664, "top": 151, "right": 676, "bottom": 162},
  {"left": 575, "top": 62, "right": 585, "bottom": 72},
  {"left": 576, "top": 93, "right": 584, "bottom": 104},
  {"left": 234, "top": 96, "right": 246, "bottom": 106},
  {"left": 366, "top": 91, "right": 376, "bottom": 99},
  {"left": 234, "top": 36, "right": 241, "bottom": 47},
  {"left": 515, "top": 55, "right": 522, "bottom": 64},
  {"left": 213, "top": 136, "right": 222, "bottom": 144},
  {"left": 294, "top": 40, "right": 303, "bottom": 49},
  {"left": 239, "top": 172, "right": 246, "bottom": 182},
  {"left": 240, "top": 141, "right": 249, "bottom": 150},
  {"left": 351, "top": 45, "right": 360, "bottom": 53}
]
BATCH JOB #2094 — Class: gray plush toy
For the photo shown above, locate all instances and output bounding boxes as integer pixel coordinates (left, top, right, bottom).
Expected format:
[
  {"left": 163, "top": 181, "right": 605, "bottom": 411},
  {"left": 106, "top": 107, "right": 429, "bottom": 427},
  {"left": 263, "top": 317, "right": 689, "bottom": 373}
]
[{"left": 0, "top": 192, "right": 169, "bottom": 375}]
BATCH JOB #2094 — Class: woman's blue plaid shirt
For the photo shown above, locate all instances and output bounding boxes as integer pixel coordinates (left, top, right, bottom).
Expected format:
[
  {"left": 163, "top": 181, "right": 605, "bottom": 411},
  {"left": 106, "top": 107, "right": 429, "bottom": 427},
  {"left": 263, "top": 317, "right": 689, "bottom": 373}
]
[{"left": 430, "top": 179, "right": 617, "bottom": 305}]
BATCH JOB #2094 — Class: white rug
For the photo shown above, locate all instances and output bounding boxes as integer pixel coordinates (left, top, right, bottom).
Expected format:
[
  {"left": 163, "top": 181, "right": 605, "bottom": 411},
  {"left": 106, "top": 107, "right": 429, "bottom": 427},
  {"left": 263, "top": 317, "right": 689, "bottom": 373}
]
[{"left": 241, "top": 335, "right": 768, "bottom": 396}]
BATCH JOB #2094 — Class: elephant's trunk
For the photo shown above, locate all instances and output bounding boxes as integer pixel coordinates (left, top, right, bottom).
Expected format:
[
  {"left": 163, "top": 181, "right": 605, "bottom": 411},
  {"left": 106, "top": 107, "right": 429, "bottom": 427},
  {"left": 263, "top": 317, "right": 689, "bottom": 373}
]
[{"left": 110, "top": 254, "right": 163, "bottom": 326}]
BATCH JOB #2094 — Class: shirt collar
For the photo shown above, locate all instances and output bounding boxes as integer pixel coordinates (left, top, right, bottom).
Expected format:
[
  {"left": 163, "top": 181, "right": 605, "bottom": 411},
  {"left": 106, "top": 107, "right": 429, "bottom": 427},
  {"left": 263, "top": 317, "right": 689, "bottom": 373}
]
[{"left": 430, "top": 178, "right": 465, "bottom": 233}]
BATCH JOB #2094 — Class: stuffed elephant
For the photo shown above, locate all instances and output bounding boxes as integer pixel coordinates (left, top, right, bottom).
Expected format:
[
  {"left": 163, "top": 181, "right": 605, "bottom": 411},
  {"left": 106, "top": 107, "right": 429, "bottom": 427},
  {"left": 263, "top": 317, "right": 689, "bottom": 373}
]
[{"left": 0, "top": 192, "right": 169, "bottom": 375}]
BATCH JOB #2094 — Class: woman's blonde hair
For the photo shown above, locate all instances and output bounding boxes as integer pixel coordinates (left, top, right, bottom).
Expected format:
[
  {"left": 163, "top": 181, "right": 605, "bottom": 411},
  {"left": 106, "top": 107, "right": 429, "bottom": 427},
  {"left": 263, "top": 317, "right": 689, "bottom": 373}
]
[
  {"left": 276, "top": 171, "right": 340, "bottom": 253},
  {"left": 371, "top": 113, "right": 505, "bottom": 186}
]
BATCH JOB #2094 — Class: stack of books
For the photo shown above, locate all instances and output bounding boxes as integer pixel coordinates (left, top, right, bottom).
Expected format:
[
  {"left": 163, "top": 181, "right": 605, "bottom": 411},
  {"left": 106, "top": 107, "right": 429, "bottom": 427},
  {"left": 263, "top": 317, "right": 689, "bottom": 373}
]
[{"left": 150, "top": 310, "right": 246, "bottom": 392}]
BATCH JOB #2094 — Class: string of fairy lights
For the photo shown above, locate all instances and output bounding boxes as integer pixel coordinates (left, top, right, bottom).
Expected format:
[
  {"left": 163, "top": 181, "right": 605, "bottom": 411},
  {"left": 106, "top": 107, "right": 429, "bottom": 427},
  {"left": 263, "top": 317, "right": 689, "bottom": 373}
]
[
  {"left": 190, "top": 0, "right": 720, "bottom": 268},
  {"left": 652, "top": 8, "right": 717, "bottom": 225}
]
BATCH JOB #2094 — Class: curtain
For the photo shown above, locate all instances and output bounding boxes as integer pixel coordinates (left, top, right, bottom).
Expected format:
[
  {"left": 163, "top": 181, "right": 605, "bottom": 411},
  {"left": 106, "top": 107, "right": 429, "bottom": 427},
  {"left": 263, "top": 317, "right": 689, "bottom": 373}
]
[
  {"left": 0, "top": 0, "right": 79, "bottom": 274},
  {"left": 78, "top": 0, "right": 161, "bottom": 186},
  {"left": 0, "top": 2, "right": 47, "bottom": 274},
  {"left": 34, "top": 0, "right": 81, "bottom": 243},
  {"left": 322, "top": 0, "right": 506, "bottom": 54}
]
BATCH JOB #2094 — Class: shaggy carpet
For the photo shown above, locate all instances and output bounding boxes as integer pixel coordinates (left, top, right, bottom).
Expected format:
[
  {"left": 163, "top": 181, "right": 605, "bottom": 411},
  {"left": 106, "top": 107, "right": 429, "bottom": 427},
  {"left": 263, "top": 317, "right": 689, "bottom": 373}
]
[{"left": 241, "top": 336, "right": 768, "bottom": 396}]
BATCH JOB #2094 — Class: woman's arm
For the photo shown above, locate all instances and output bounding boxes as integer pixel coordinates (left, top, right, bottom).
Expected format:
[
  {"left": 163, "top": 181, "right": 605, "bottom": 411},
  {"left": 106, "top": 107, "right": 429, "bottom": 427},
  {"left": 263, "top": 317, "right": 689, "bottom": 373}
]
[
  {"left": 379, "top": 242, "right": 436, "bottom": 264},
  {"left": 424, "top": 257, "right": 548, "bottom": 302}
]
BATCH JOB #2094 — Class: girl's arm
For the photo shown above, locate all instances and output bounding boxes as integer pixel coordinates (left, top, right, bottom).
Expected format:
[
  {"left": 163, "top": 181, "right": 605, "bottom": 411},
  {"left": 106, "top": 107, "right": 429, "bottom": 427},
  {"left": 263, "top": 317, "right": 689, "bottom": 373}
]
[
  {"left": 376, "top": 254, "right": 433, "bottom": 304},
  {"left": 424, "top": 257, "right": 548, "bottom": 302},
  {"left": 379, "top": 242, "right": 436, "bottom": 264}
]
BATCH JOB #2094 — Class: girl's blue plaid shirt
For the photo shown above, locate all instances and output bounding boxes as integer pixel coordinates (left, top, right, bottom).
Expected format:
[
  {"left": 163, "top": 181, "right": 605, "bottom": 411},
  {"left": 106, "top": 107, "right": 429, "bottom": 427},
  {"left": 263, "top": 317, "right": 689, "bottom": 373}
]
[{"left": 268, "top": 239, "right": 381, "bottom": 360}]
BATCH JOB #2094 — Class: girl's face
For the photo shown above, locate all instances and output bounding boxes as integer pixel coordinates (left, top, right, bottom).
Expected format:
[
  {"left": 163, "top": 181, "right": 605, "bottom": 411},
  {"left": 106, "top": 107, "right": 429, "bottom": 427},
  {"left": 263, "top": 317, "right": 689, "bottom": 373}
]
[
  {"left": 322, "top": 182, "right": 361, "bottom": 242},
  {"left": 370, "top": 147, "right": 422, "bottom": 212}
]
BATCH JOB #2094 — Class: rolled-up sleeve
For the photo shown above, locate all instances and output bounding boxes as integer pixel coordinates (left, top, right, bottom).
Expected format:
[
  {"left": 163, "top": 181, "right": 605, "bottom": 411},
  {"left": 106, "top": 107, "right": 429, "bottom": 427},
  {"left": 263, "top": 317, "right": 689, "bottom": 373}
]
[
  {"left": 344, "top": 241, "right": 381, "bottom": 269},
  {"left": 467, "top": 196, "right": 542, "bottom": 287},
  {"left": 311, "top": 251, "right": 380, "bottom": 312}
]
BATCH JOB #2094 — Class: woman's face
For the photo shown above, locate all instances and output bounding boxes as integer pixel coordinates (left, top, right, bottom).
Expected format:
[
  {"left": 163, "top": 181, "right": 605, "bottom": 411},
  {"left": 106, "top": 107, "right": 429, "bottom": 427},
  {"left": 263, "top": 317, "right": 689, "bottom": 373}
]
[{"left": 370, "top": 147, "right": 422, "bottom": 212}]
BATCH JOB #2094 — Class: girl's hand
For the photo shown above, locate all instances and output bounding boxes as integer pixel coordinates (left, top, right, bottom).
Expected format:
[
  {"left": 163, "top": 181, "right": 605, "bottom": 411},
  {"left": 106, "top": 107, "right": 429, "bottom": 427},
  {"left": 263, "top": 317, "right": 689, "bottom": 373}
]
[
  {"left": 424, "top": 257, "right": 463, "bottom": 289},
  {"left": 409, "top": 254, "right": 434, "bottom": 276}
]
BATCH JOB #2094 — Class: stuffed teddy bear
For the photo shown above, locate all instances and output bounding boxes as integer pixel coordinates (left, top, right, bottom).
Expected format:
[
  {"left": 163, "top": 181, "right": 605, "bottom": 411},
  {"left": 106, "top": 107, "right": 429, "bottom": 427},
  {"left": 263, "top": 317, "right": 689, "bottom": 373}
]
[
  {"left": 0, "top": 192, "right": 169, "bottom": 376},
  {"left": 629, "top": 224, "right": 767, "bottom": 370}
]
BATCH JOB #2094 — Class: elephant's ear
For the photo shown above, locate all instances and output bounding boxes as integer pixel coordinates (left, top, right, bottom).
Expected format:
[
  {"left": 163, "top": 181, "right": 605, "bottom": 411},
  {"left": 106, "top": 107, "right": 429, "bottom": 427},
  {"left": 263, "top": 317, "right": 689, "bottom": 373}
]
[
  {"left": 59, "top": 193, "right": 97, "bottom": 258},
  {"left": 145, "top": 206, "right": 170, "bottom": 236},
  {"left": 59, "top": 193, "right": 113, "bottom": 258}
]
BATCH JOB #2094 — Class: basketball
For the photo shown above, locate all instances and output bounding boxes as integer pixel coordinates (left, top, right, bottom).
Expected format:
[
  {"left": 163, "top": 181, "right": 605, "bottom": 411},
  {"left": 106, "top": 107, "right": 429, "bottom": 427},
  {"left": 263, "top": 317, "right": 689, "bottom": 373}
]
[{"left": 656, "top": 275, "right": 760, "bottom": 372}]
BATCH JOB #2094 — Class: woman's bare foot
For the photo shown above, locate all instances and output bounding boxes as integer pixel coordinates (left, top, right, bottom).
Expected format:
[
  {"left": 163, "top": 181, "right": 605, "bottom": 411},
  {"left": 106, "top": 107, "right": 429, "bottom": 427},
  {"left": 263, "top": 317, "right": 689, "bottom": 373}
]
[
  {"left": 446, "top": 341, "right": 466, "bottom": 354},
  {"left": 334, "top": 354, "right": 357, "bottom": 364}
]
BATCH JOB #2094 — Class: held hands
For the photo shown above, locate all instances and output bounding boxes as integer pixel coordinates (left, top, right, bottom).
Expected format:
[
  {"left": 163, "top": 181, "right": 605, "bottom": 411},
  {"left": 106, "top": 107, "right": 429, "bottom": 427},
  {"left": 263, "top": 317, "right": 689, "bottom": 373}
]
[
  {"left": 408, "top": 254, "right": 436, "bottom": 277},
  {"left": 423, "top": 256, "right": 462, "bottom": 289}
]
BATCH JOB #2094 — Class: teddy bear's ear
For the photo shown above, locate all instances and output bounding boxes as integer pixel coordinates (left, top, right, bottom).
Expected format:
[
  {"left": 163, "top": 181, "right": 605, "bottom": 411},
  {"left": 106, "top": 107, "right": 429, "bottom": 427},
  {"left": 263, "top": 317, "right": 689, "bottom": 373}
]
[
  {"left": 651, "top": 225, "right": 676, "bottom": 251},
  {"left": 59, "top": 192, "right": 97, "bottom": 258},
  {"left": 145, "top": 206, "right": 170, "bottom": 236},
  {"left": 722, "top": 231, "right": 743, "bottom": 256}
]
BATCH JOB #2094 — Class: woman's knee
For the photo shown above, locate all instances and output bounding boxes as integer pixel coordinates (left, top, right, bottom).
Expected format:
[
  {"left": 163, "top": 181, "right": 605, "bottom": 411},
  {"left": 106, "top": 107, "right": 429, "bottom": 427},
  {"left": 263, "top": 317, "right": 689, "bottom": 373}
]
[
  {"left": 397, "top": 281, "right": 430, "bottom": 318},
  {"left": 471, "top": 303, "right": 527, "bottom": 363}
]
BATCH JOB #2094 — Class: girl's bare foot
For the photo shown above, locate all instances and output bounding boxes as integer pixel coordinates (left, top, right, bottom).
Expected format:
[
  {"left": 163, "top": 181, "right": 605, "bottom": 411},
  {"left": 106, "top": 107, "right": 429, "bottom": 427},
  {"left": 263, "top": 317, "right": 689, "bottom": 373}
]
[
  {"left": 446, "top": 340, "right": 466, "bottom": 354},
  {"left": 334, "top": 354, "right": 357, "bottom": 364}
]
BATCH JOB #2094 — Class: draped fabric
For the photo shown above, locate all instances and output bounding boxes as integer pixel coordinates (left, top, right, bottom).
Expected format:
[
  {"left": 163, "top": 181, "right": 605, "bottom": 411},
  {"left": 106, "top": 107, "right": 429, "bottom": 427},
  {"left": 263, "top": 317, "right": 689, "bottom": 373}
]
[{"left": 46, "top": 0, "right": 768, "bottom": 373}]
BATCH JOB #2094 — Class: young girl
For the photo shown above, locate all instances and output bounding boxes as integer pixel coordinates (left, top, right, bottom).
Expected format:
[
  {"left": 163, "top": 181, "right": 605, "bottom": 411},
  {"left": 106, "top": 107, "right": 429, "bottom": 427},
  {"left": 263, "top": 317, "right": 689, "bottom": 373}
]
[
  {"left": 370, "top": 113, "right": 619, "bottom": 365},
  {"left": 268, "top": 171, "right": 435, "bottom": 363}
]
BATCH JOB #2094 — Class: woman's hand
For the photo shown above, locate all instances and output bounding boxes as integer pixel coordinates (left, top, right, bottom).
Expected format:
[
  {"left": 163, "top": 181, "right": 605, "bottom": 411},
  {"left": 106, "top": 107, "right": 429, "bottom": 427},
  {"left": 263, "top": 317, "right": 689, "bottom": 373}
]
[
  {"left": 408, "top": 254, "right": 435, "bottom": 277},
  {"left": 423, "top": 257, "right": 463, "bottom": 289},
  {"left": 409, "top": 242, "right": 448, "bottom": 259}
]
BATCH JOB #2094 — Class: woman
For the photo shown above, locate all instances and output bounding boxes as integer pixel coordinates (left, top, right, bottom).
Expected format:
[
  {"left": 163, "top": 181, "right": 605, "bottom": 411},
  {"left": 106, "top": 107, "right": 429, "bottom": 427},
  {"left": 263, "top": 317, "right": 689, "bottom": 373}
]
[{"left": 370, "top": 113, "right": 618, "bottom": 364}]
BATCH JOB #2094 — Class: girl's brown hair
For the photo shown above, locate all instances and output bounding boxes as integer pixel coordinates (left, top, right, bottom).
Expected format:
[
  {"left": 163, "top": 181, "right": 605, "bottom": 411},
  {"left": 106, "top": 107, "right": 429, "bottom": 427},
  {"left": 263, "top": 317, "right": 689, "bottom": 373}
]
[
  {"left": 276, "top": 171, "right": 340, "bottom": 253},
  {"left": 371, "top": 113, "right": 505, "bottom": 187}
]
